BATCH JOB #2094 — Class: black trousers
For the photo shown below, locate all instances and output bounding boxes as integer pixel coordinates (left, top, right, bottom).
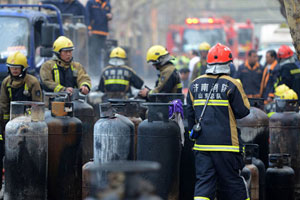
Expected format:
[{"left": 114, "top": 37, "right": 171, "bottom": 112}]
[{"left": 194, "top": 151, "right": 249, "bottom": 200}]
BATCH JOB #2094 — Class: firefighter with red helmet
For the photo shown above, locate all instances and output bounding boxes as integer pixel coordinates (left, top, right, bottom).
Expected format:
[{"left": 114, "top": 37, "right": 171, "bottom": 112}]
[
  {"left": 187, "top": 43, "right": 250, "bottom": 200},
  {"left": 277, "top": 45, "right": 300, "bottom": 99}
]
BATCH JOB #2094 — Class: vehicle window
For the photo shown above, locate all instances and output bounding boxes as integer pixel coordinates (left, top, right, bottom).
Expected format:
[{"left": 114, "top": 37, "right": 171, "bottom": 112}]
[
  {"left": 0, "top": 16, "right": 30, "bottom": 59},
  {"left": 238, "top": 28, "right": 252, "bottom": 45},
  {"left": 183, "top": 28, "right": 226, "bottom": 52}
]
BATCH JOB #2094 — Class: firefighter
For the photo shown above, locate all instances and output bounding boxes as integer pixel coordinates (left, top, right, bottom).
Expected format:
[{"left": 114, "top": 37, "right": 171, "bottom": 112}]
[
  {"left": 139, "top": 45, "right": 182, "bottom": 98},
  {"left": 260, "top": 50, "right": 280, "bottom": 104},
  {"left": 236, "top": 50, "right": 264, "bottom": 98},
  {"left": 191, "top": 42, "right": 211, "bottom": 80},
  {"left": 40, "top": 36, "right": 91, "bottom": 95},
  {"left": 97, "top": 47, "right": 144, "bottom": 99},
  {"left": 187, "top": 43, "right": 250, "bottom": 200},
  {"left": 277, "top": 45, "right": 300, "bottom": 100},
  {"left": 0, "top": 51, "right": 42, "bottom": 190}
]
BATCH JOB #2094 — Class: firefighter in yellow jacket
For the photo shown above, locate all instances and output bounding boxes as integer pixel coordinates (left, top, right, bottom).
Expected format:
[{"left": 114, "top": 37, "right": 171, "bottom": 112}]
[
  {"left": 139, "top": 45, "right": 182, "bottom": 98},
  {"left": 0, "top": 51, "right": 42, "bottom": 190},
  {"left": 40, "top": 36, "right": 91, "bottom": 95}
]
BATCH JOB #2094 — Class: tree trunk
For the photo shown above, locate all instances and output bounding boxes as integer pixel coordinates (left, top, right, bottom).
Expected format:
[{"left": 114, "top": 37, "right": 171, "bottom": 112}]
[{"left": 283, "top": 0, "right": 300, "bottom": 60}]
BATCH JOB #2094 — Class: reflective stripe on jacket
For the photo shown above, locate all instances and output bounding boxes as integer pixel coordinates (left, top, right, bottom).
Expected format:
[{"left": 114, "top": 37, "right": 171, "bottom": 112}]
[{"left": 187, "top": 74, "right": 250, "bottom": 153}]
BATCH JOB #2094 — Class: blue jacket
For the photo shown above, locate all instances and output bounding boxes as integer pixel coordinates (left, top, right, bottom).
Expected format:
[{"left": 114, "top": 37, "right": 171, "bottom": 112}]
[
  {"left": 187, "top": 74, "right": 250, "bottom": 153},
  {"left": 86, "top": 0, "right": 111, "bottom": 36},
  {"left": 42, "top": 0, "right": 86, "bottom": 18}
]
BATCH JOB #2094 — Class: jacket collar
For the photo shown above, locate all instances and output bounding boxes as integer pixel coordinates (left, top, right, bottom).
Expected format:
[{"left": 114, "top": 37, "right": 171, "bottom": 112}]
[
  {"left": 245, "top": 60, "right": 260, "bottom": 71},
  {"left": 54, "top": 57, "right": 72, "bottom": 68}
]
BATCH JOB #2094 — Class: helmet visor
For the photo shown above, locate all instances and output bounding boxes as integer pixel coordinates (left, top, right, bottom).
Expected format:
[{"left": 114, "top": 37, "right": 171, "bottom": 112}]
[{"left": 7, "top": 64, "right": 22, "bottom": 68}]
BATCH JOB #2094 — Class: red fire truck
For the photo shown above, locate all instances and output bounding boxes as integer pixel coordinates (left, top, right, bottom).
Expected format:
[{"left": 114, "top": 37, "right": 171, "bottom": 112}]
[{"left": 166, "top": 17, "right": 228, "bottom": 55}]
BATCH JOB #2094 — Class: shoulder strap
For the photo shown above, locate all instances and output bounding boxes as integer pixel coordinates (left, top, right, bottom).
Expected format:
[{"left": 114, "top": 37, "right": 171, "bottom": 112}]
[{"left": 198, "top": 75, "right": 221, "bottom": 122}]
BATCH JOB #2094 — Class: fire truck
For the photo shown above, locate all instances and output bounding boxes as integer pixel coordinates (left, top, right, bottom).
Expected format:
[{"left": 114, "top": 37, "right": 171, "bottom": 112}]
[{"left": 166, "top": 17, "right": 228, "bottom": 55}]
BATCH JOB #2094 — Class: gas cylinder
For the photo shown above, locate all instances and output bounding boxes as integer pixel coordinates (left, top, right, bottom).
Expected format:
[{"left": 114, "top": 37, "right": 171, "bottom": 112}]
[
  {"left": 245, "top": 144, "right": 266, "bottom": 200},
  {"left": 82, "top": 159, "right": 94, "bottom": 200},
  {"left": 237, "top": 98, "right": 269, "bottom": 167},
  {"left": 179, "top": 105, "right": 195, "bottom": 200},
  {"left": 148, "top": 93, "right": 184, "bottom": 103},
  {"left": 109, "top": 99, "right": 144, "bottom": 159},
  {"left": 137, "top": 103, "right": 181, "bottom": 200},
  {"left": 244, "top": 145, "right": 259, "bottom": 200},
  {"left": 266, "top": 154, "right": 295, "bottom": 200},
  {"left": 72, "top": 90, "right": 94, "bottom": 165},
  {"left": 87, "top": 91, "right": 105, "bottom": 123},
  {"left": 4, "top": 102, "right": 48, "bottom": 200},
  {"left": 269, "top": 99, "right": 300, "bottom": 197},
  {"left": 46, "top": 101, "right": 82, "bottom": 200},
  {"left": 94, "top": 103, "right": 134, "bottom": 163}
]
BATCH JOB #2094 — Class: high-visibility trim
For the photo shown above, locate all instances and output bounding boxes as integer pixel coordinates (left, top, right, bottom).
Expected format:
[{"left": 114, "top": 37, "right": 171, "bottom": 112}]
[
  {"left": 70, "top": 64, "right": 74, "bottom": 71},
  {"left": 104, "top": 79, "right": 129, "bottom": 85},
  {"left": 193, "top": 144, "right": 240, "bottom": 152},
  {"left": 3, "top": 114, "right": 10, "bottom": 120},
  {"left": 53, "top": 64, "right": 60, "bottom": 84},
  {"left": 54, "top": 84, "right": 64, "bottom": 92},
  {"left": 194, "top": 196, "right": 210, "bottom": 200},
  {"left": 176, "top": 83, "right": 182, "bottom": 88},
  {"left": 0, "top": 134, "right": 2, "bottom": 140},
  {"left": 245, "top": 198, "right": 250, "bottom": 200},
  {"left": 193, "top": 99, "right": 229, "bottom": 106},
  {"left": 290, "top": 68, "right": 300, "bottom": 75},
  {"left": 91, "top": 30, "right": 109, "bottom": 36},
  {"left": 80, "top": 82, "right": 91, "bottom": 89}
]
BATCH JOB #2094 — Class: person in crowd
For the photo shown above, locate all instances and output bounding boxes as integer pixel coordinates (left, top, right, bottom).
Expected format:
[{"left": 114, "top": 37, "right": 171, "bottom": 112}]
[
  {"left": 277, "top": 45, "right": 300, "bottom": 100},
  {"left": 236, "top": 50, "right": 264, "bottom": 98},
  {"left": 187, "top": 43, "right": 250, "bottom": 200},
  {"left": 0, "top": 51, "right": 43, "bottom": 191},
  {"left": 139, "top": 45, "right": 182, "bottom": 98},
  {"left": 191, "top": 42, "right": 211, "bottom": 80},
  {"left": 40, "top": 36, "right": 91, "bottom": 95},
  {"left": 86, "top": 0, "right": 112, "bottom": 77},
  {"left": 98, "top": 47, "right": 144, "bottom": 100},
  {"left": 188, "top": 49, "right": 200, "bottom": 81},
  {"left": 259, "top": 50, "right": 280, "bottom": 104}
]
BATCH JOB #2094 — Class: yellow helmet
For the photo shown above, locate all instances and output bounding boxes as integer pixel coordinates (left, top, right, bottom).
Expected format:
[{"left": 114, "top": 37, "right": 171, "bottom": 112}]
[
  {"left": 275, "top": 84, "right": 290, "bottom": 97},
  {"left": 6, "top": 51, "right": 28, "bottom": 68},
  {"left": 146, "top": 45, "right": 169, "bottom": 63},
  {"left": 199, "top": 42, "right": 211, "bottom": 51},
  {"left": 53, "top": 36, "right": 74, "bottom": 53},
  {"left": 281, "top": 89, "right": 298, "bottom": 100},
  {"left": 110, "top": 47, "right": 127, "bottom": 59}
]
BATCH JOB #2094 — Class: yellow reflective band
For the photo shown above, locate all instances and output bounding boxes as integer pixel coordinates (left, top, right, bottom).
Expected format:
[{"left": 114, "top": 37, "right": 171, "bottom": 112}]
[
  {"left": 194, "top": 99, "right": 229, "bottom": 106},
  {"left": 53, "top": 64, "right": 60, "bottom": 84},
  {"left": 194, "top": 197, "right": 210, "bottom": 200},
  {"left": 177, "top": 83, "right": 183, "bottom": 88},
  {"left": 291, "top": 68, "right": 300, "bottom": 75},
  {"left": 104, "top": 79, "right": 129, "bottom": 85},
  {"left": 54, "top": 84, "right": 64, "bottom": 92},
  {"left": 6, "top": 82, "right": 12, "bottom": 99},
  {"left": 193, "top": 144, "right": 240, "bottom": 152},
  {"left": 0, "top": 134, "right": 2, "bottom": 141},
  {"left": 24, "top": 82, "right": 28, "bottom": 92},
  {"left": 3, "top": 114, "right": 10, "bottom": 120},
  {"left": 80, "top": 82, "right": 91, "bottom": 89},
  {"left": 70, "top": 64, "right": 74, "bottom": 71}
]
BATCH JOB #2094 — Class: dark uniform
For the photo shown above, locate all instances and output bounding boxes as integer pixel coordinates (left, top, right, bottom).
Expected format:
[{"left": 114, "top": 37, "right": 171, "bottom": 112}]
[
  {"left": 260, "top": 60, "right": 280, "bottom": 101},
  {"left": 278, "top": 60, "right": 300, "bottom": 99},
  {"left": 236, "top": 61, "right": 263, "bottom": 98},
  {"left": 149, "top": 63, "right": 182, "bottom": 95},
  {"left": 98, "top": 65, "right": 144, "bottom": 98},
  {"left": 40, "top": 58, "right": 91, "bottom": 92},
  {"left": 187, "top": 74, "right": 250, "bottom": 200}
]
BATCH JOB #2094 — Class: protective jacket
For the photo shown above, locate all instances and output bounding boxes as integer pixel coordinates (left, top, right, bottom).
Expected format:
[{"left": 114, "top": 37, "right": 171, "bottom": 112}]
[
  {"left": 236, "top": 61, "right": 263, "bottom": 98},
  {"left": 187, "top": 74, "right": 250, "bottom": 153},
  {"left": 260, "top": 60, "right": 279, "bottom": 101},
  {"left": 149, "top": 63, "right": 182, "bottom": 95},
  {"left": 278, "top": 59, "right": 300, "bottom": 98},
  {"left": 0, "top": 74, "right": 42, "bottom": 122},
  {"left": 86, "top": 0, "right": 111, "bottom": 36},
  {"left": 98, "top": 65, "right": 144, "bottom": 98},
  {"left": 40, "top": 58, "right": 91, "bottom": 92}
]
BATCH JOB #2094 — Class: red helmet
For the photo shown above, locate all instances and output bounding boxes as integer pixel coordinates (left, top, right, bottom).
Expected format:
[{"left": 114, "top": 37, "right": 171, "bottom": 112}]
[
  {"left": 278, "top": 45, "right": 294, "bottom": 59},
  {"left": 207, "top": 43, "right": 233, "bottom": 65}
]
